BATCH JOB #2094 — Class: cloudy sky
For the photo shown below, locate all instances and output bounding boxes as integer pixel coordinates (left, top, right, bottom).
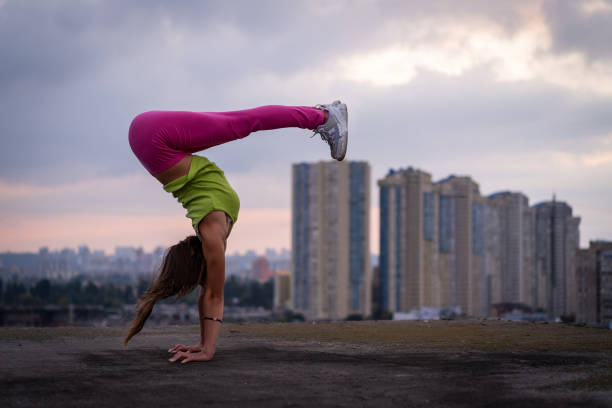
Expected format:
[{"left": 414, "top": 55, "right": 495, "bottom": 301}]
[{"left": 1, "top": 0, "right": 611, "bottom": 255}]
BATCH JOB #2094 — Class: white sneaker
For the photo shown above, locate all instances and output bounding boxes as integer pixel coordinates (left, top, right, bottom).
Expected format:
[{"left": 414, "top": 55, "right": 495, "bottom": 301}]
[{"left": 313, "top": 100, "right": 348, "bottom": 161}]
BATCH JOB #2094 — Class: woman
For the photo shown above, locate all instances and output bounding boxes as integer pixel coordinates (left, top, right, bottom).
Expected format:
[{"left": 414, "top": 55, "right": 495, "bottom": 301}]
[{"left": 123, "top": 101, "right": 348, "bottom": 363}]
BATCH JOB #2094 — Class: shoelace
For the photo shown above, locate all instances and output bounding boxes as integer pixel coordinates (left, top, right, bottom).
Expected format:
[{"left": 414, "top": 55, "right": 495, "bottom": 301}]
[
  {"left": 310, "top": 104, "right": 332, "bottom": 141},
  {"left": 311, "top": 127, "right": 332, "bottom": 145},
  {"left": 312, "top": 103, "right": 335, "bottom": 147}
]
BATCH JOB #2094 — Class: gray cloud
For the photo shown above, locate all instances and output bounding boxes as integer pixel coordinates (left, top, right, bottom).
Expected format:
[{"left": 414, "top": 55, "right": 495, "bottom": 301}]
[
  {"left": 1, "top": 0, "right": 611, "bottom": 246},
  {"left": 543, "top": 0, "right": 612, "bottom": 60}
]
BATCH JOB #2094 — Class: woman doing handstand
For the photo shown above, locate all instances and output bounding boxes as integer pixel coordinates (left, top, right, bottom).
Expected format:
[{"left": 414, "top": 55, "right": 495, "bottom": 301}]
[{"left": 123, "top": 101, "right": 348, "bottom": 363}]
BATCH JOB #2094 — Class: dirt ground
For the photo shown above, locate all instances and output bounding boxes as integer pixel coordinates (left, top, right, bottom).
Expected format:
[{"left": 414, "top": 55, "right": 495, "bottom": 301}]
[{"left": 1, "top": 320, "right": 611, "bottom": 407}]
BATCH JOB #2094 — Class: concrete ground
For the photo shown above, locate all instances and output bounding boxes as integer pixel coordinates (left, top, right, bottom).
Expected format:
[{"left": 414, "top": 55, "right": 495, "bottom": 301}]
[{"left": 1, "top": 320, "right": 611, "bottom": 407}]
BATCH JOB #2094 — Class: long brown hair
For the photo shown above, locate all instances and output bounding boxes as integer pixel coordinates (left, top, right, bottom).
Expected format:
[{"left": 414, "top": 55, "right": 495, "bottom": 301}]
[{"left": 123, "top": 235, "right": 206, "bottom": 345}]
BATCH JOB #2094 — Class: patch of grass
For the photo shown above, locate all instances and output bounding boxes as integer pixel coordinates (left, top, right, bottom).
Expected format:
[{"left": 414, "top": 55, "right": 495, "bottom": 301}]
[
  {"left": 0, "top": 325, "right": 199, "bottom": 342},
  {"left": 225, "top": 320, "right": 612, "bottom": 353},
  {"left": 0, "top": 327, "right": 123, "bottom": 342},
  {"left": 543, "top": 373, "right": 612, "bottom": 391},
  {"left": 1, "top": 321, "right": 610, "bottom": 353}
]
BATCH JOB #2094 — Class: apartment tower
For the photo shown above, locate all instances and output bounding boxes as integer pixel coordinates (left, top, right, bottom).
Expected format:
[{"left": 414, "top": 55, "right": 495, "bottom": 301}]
[
  {"left": 576, "top": 241, "right": 612, "bottom": 325},
  {"left": 534, "top": 199, "right": 581, "bottom": 320},
  {"left": 378, "top": 168, "right": 484, "bottom": 316},
  {"left": 486, "top": 192, "right": 536, "bottom": 310},
  {"left": 292, "top": 161, "right": 371, "bottom": 320}
]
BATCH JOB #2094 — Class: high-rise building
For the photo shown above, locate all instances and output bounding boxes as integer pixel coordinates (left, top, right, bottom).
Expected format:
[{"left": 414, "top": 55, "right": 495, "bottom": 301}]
[
  {"left": 486, "top": 192, "right": 536, "bottom": 310},
  {"left": 576, "top": 241, "right": 612, "bottom": 325},
  {"left": 438, "top": 175, "right": 485, "bottom": 317},
  {"left": 378, "top": 167, "right": 431, "bottom": 314},
  {"left": 602, "top": 250, "right": 612, "bottom": 326},
  {"left": 378, "top": 169, "right": 484, "bottom": 316},
  {"left": 534, "top": 199, "right": 581, "bottom": 320},
  {"left": 291, "top": 161, "right": 371, "bottom": 320},
  {"left": 378, "top": 167, "right": 582, "bottom": 320}
]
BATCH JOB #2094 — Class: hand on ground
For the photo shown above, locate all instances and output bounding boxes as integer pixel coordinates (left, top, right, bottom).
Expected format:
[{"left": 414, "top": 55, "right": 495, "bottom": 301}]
[
  {"left": 168, "top": 343, "right": 203, "bottom": 353},
  {"left": 168, "top": 350, "right": 214, "bottom": 363}
]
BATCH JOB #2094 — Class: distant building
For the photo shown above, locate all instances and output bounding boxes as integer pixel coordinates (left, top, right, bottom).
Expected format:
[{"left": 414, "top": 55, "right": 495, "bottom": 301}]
[
  {"left": 114, "top": 246, "right": 139, "bottom": 262},
  {"left": 378, "top": 169, "right": 484, "bottom": 317},
  {"left": 378, "top": 167, "right": 431, "bottom": 314},
  {"left": 437, "top": 175, "right": 485, "bottom": 317},
  {"left": 533, "top": 199, "right": 581, "bottom": 320},
  {"left": 486, "top": 192, "right": 536, "bottom": 311},
  {"left": 292, "top": 161, "right": 371, "bottom": 320},
  {"left": 273, "top": 269, "right": 292, "bottom": 310},
  {"left": 378, "top": 168, "right": 581, "bottom": 321},
  {"left": 265, "top": 248, "right": 291, "bottom": 271},
  {"left": 370, "top": 266, "right": 381, "bottom": 316},
  {"left": 3, "top": 246, "right": 163, "bottom": 282},
  {"left": 576, "top": 241, "right": 612, "bottom": 325},
  {"left": 602, "top": 251, "right": 612, "bottom": 326},
  {"left": 251, "top": 256, "right": 274, "bottom": 283}
]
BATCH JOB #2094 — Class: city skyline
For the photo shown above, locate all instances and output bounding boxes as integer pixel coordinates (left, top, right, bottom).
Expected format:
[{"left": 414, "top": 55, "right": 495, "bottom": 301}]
[
  {"left": 378, "top": 166, "right": 582, "bottom": 319},
  {"left": 2, "top": 158, "right": 606, "bottom": 323},
  {"left": 1, "top": 1, "right": 611, "bottom": 254}
]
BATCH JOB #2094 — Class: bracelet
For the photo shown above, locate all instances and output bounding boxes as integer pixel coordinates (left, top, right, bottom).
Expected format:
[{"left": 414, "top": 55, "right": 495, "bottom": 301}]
[{"left": 202, "top": 316, "right": 223, "bottom": 324}]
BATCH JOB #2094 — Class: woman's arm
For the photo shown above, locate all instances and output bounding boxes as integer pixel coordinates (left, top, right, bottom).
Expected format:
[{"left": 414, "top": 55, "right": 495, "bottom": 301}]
[
  {"left": 197, "top": 286, "right": 206, "bottom": 344},
  {"left": 168, "top": 286, "right": 206, "bottom": 354},
  {"left": 200, "top": 234, "right": 225, "bottom": 358},
  {"left": 169, "top": 211, "right": 227, "bottom": 363}
]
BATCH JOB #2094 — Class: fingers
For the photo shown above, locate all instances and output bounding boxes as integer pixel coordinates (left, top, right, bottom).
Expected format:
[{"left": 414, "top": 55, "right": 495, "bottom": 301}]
[
  {"left": 168, "top": 344, "right": 187, "bottom": 353},
  {"left": 168, "top": 351, "right": 187, "bottom": 362},
  {"left": 169, "top": 344, "right": 202, "bottom": 353},
  {"left": 168, "top": 350, "right": 212, "bottom": 363}
]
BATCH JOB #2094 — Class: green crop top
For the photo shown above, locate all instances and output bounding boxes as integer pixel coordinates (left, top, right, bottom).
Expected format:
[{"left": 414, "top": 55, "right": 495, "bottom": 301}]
[{"left": 163, "top": 155, "right": 240, "bottom": 238}]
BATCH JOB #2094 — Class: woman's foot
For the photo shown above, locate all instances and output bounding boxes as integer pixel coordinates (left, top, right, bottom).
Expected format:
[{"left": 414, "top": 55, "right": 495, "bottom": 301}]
[{"left": 314, "top": 100, "right": 348, "bottom": 161}]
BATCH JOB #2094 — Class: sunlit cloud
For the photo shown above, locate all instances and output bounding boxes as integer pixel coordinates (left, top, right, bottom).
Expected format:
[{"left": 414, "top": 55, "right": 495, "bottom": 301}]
[
  {"left": 580, "top": 0, "right": 612, "bottom": 15},
  {"left": 600, "top": 133, "right": 612, "bottom": 145},
  {"left": 336, "top": 6, "right": 612, "bottom": 94},
  {"left": 551, "top": 150, "right": 612, "bottom": 168}
]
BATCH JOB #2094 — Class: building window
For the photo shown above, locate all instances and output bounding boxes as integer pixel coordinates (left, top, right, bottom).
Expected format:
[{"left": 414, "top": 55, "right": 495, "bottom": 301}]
[
  {"left": 472, "top": 202, "right": 484, "bottom": 255},
  {"left": 423, "top": 192, "right": 434, "bottom": 241},
  {"left": 292, "top": 164, "right": 310, "bottom": 310},
  {"left": 439, "top": 195, "right": 452, "bottom": 253},
  {"left": 349, "top": 163, "right": 364, "bottom": 311},
  {"left": 379, "top": 185, "right": 390, "bottom": 311},
  {"left": 395, "top": 185, "right": 402, "bottom": 311}
]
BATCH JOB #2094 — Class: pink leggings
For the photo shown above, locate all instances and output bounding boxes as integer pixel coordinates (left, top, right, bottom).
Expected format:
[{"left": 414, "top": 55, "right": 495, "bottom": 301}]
[{"left": 128, "top": 105, "right": 325, "bottom": 174}]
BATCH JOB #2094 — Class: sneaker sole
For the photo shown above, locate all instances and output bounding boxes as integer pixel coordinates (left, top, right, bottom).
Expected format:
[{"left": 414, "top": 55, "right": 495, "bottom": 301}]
[{"left": 337, "top": 104, "right": 348, "bottom": 161}]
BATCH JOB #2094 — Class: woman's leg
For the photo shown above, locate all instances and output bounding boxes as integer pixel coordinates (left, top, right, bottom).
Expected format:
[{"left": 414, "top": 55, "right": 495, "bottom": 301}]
[
  {"left": 163, "top": 105, "right": 326, "bottom": 151},
  {"left": 129, "top": 106, "right": 325, "bottom": 174},
  {"left": 129, "top": 102, "right": 347, "bottom": 175},
  {"left": 212, "top": 105, "right": 326, "bottom": 143}
]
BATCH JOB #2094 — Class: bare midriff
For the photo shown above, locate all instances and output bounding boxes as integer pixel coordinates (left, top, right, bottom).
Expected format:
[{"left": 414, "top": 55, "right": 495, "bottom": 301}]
[{"left": 153, "top": 155, "right": 193, "bottom": 185}]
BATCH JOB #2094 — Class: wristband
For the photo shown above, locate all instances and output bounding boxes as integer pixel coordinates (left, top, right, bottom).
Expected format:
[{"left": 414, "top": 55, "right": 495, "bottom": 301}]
[{"left": 202, "top": 316, "right": 223, "bottom": 324}]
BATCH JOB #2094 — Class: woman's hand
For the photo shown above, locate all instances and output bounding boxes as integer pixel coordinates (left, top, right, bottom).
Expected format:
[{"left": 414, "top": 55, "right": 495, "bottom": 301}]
[
  {"left": 168, "top": 343, "right": 202, "bottom": 353},
  {"left": 168, "top": 349, "right": 214, "bottom": 363}
]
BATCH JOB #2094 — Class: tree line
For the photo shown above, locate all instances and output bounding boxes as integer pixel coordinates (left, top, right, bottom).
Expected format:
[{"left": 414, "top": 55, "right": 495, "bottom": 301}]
[{"left": 0, "top": 275, "right": 274, "bottom": 309}]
